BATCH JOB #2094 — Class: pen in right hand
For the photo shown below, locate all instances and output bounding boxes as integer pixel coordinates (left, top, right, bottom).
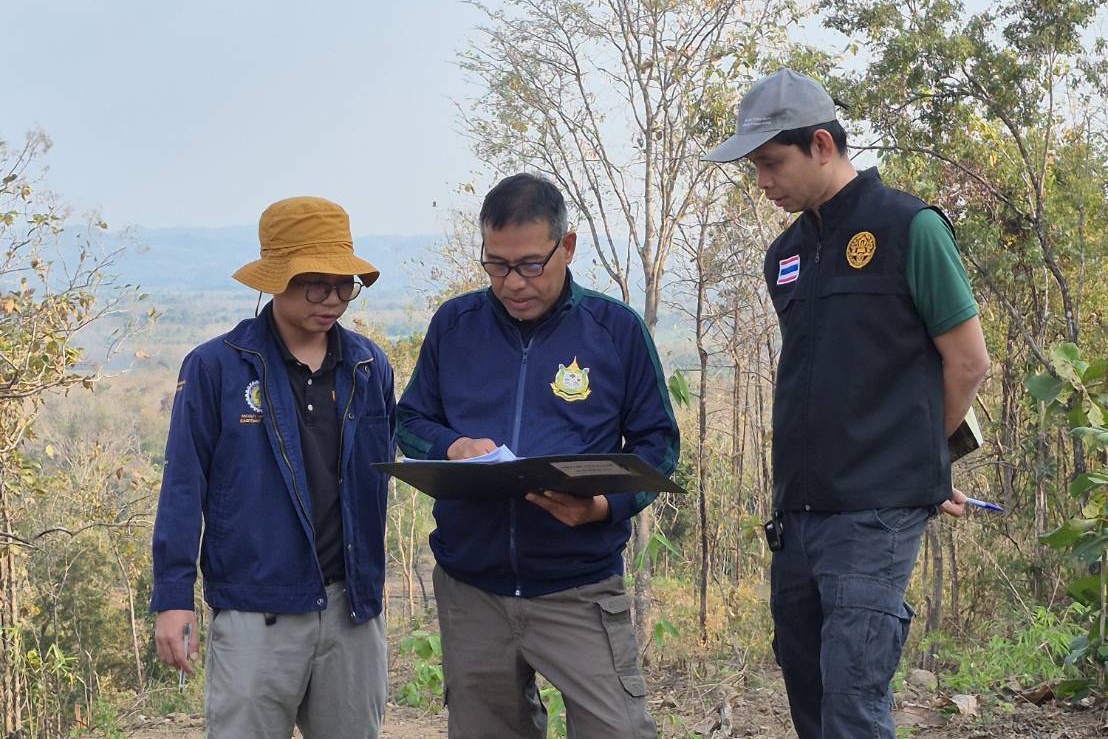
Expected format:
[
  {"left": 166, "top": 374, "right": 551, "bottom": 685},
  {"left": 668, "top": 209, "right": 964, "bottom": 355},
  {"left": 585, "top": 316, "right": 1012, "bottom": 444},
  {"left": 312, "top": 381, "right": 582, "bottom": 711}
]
[
  {"left": 178, "top": 623, "right": 192, "bottom": 692},
  {"left": 964, "top": 496, "right": 1005, "bottom": 513}
]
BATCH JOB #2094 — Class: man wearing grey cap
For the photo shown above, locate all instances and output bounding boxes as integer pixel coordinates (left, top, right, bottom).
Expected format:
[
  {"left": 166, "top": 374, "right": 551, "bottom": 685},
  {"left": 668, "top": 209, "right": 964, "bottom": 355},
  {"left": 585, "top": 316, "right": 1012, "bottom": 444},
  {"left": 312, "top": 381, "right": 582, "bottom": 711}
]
[{"left": 704, "top": 69, "right": 989, "bottom": 738}]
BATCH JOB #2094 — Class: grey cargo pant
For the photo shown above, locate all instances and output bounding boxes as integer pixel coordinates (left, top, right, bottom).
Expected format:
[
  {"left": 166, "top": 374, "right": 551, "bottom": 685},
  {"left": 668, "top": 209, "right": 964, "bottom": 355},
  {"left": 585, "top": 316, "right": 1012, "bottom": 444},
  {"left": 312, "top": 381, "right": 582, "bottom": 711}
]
[
  {"left": 204, "top": 582, "right": 387, "bottom": 739},
  {"left": 433, "top": 565, "right": 656, "bottom": 739}
]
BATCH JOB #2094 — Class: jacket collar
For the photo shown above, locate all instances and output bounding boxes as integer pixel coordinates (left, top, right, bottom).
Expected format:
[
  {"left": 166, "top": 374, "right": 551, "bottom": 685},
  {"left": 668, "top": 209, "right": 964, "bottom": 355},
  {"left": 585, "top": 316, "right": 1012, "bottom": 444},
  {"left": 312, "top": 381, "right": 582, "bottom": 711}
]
[
  {"left": 486, "top": 269, "right": 580, "bottom": 328},
  {"left": 265, "top": 302, "right": 344, "bottom": 368},
  {"left": 806, "top": 167, "right": 882, "bottom": 231},
  {"left": 225, "top": 300, "right": 373, "bottom": 365}
]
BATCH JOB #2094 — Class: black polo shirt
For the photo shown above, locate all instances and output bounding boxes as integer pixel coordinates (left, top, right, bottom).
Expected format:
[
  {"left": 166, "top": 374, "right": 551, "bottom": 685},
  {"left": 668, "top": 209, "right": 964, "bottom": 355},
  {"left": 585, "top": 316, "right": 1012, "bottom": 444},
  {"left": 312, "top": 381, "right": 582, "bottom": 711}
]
[{"left": 267, "top": 310, "right": 345, "bottom": 582}]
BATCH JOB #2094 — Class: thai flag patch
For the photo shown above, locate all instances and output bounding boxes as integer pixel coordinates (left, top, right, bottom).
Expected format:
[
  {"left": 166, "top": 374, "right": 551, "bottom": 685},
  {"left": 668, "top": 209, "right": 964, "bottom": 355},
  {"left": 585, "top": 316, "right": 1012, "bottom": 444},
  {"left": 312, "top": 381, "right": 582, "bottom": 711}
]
[{"left": 777, "top": 254, "right": 800, "bottom": 285}]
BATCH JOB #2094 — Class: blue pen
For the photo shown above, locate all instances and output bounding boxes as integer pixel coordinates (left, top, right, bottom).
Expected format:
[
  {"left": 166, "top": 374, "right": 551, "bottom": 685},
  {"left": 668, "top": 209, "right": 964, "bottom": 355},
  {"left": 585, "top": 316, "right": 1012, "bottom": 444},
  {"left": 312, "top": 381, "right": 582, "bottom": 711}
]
[{"left": 965, "top": 496, "right": 1005, "bottom": 513}]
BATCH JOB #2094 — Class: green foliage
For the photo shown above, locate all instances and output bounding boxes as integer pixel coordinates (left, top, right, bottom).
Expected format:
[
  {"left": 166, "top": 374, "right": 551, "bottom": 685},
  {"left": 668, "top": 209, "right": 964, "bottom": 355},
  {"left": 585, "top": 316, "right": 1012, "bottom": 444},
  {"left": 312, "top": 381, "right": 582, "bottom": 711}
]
[
  {"left": 538, "top": 684, "right": 566, "bottom": 739},
  {"left": 652, "top": 617, "right": 680, "bottom": 650},
  {"left": 668, "top": 369, "right": 691, "bottom": 409},
  {"left": 925, "top": 605, "right": 1084, "bottom": 694},
  {"left": 70, "top": 698, "right": 127, "bottom": 738},
  {"left": 1, "top": 130, "right": 158, "bottom": 739},
  {"left": 1031, "top": 343, "right": 1108, "bottom": 691},
  {"left": 633, "top": 529, "right": 680, "bottom": 572},
  {"left": 648, "top": 576, "right": 775, "bottom": 668},
  {"left": 395, "top": 629, "right": 444, "bottom": 708},
  {"left": 22, "top": 642, "right": 83, "bottom": 737},
  {"left": 825, "top": 0, "right": 1108, "bottom": 358}
]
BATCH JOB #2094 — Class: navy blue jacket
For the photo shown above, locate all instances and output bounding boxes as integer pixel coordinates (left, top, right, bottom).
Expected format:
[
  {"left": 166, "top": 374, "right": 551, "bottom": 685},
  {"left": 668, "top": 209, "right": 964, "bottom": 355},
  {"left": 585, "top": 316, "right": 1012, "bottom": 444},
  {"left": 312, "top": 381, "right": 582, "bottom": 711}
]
[
  {"left": 396, "top": 274, "right": 680, "bottom": 597},
  {"left": 150, "top": 304, "right": 395, "bottom": 622}
]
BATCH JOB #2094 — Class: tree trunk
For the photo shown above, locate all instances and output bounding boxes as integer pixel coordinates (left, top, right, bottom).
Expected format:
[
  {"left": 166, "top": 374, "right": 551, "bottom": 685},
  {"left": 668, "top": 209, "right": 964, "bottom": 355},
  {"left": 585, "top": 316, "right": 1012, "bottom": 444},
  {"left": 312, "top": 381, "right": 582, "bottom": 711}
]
[
  {"left": 1, "top": 478, "right": 26, "bottom": 737},
  {"left": 405, "top": 486, "right": 418, "bottom": 621},
  {"left": 919, "top": 522, "right": 943, "bottom": 672},
  {"left": 696, "top": 267, "right": 710, "bottom": 643},
  {"left": 632, "top": 514, "right": 653, "bottom": 663},
  {"left": 733, "top": 358, "right": 750, "bottom": 582},
  {"left": 111, "top": 542, "right": 145, "bottom": 691},
  {"left": 757, "top": 337, "right": 775, "bottom": 516},
  {"left": 945, "top": 524, "right": 959, "bottom": 624},
  {"left": 1033, "top": 401, "right": 1049, "bottom": 600},
  {"left": 998, "top": 321, "right": 1020, "bottom": 506}
]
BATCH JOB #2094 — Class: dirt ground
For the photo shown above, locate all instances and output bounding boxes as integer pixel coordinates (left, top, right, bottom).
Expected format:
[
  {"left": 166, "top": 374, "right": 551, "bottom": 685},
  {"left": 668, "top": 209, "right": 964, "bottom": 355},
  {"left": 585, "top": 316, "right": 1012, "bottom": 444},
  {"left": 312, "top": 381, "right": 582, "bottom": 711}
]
[
  {"left": 125, "top": 668, "right": 1106, "bottom": 738},
  {"left": 122, "top": 570, "right": 1106, "bottom": 738}
]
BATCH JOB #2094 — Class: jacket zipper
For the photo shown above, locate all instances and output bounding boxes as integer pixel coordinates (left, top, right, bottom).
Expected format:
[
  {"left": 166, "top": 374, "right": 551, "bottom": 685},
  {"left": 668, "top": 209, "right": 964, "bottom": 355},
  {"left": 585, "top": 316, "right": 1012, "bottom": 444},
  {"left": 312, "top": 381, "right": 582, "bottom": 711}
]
[
  {"left": 508, "top": 336, "right": 532, "bottom": 597},
  {"left": 802, "top": 227, "right": 823, "bottom": 509},
  {"left": 227, "top": 339, "right": 325, "bottom": 594},
  {"left": 336, "top": 356, "right": 374, "bottom": 615}
]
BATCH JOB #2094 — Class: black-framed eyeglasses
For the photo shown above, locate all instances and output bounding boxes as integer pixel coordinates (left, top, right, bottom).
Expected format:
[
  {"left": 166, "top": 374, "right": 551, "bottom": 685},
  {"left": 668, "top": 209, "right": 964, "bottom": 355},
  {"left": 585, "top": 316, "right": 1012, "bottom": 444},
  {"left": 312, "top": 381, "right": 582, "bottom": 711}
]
[
  {"left": 480, "top": 239, "right": 562, "bottom": 279},
  {"left": 290, "top": 278, "right": 363, "bottom": 303}
]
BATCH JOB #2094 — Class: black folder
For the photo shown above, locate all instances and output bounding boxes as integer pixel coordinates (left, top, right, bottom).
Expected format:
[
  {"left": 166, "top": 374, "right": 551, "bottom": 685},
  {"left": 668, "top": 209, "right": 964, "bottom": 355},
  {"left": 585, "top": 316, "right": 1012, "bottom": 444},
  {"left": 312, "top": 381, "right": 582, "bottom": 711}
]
[
  {"left": 373, "top": 454, "right": 688, "bottom": 500},
  {"left": 949, "top": 406, "right": 984, "bottom": 462}
]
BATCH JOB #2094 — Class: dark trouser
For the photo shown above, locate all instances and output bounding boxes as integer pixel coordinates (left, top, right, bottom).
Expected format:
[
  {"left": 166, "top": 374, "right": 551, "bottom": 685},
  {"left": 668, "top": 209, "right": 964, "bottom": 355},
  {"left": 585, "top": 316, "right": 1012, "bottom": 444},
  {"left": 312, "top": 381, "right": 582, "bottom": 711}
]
[{"left": 770, "top": 507, "right": 931, "bottom": 739}]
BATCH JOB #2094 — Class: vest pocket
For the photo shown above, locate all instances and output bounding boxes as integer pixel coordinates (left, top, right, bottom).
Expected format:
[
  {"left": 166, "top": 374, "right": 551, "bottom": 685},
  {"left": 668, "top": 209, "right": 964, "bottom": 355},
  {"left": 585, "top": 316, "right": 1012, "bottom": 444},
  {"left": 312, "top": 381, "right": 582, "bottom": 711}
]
[{"left": 816, "top": 274, "right": 904, "bottom": 297}]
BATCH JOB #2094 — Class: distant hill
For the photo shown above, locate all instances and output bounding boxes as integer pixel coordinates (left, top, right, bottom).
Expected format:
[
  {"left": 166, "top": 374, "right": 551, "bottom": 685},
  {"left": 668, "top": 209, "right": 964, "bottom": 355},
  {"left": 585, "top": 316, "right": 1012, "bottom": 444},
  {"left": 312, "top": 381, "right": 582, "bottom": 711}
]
[
  {"left": 83, "top": 225, "right": 438, "bottom": 298},
  {"left": 49, "top": 224, "right": 695, "bottom": 363},
  {"left": 28, "top": 222, "right": 706, "bottom": 383}
]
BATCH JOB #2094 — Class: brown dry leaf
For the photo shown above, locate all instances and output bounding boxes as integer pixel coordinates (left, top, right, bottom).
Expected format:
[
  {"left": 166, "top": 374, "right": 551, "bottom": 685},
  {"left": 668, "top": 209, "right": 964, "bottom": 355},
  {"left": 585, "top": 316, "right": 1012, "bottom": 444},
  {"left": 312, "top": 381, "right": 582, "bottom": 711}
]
[
  {"left": 950, "top": 694, "right": 980, "bottom": 716},
  {"left": 1018, "top": 682, "right": 1057, "bottom": 705},
  {"left": 894, "top": 703, "right": 948, "bottom": 728}
]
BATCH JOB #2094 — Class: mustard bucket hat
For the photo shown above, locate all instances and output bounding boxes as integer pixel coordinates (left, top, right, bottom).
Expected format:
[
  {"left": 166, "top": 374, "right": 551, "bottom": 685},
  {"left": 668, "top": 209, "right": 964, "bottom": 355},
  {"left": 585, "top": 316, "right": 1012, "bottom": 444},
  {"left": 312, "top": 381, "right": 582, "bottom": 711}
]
[{"left": 232, "top": 196, "right": 380, "bottom": 294}]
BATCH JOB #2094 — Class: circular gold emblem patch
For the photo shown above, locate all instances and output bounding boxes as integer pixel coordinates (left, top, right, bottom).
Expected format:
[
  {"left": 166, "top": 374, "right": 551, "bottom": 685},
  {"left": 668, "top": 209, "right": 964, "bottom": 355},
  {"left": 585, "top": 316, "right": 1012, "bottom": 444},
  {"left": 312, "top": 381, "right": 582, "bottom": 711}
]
[{"left": 845, "top": 231, "right": 876, "bottom": 269}]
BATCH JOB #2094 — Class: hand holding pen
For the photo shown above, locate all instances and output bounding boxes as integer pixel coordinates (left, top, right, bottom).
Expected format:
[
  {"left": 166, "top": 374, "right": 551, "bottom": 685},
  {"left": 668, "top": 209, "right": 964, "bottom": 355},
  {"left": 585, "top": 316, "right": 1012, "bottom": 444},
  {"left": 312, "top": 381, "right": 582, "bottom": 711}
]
[
  {"left": 154, "top": 609, "right": 198, "bottom": 681},
  {"left": 964, "top": 496, "right": 1005, "bottom": 513},
  {"left": 942, "top": 486, "right": 1005, "bottom": 517},
  {"left": 178, "top": 623, "right": 191, "bottom": 691}
]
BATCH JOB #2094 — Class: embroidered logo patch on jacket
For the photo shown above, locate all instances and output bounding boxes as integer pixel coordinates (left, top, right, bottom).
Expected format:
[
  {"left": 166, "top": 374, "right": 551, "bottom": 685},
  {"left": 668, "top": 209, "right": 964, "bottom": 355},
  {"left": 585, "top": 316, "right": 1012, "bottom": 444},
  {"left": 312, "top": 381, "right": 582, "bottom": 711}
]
[
  {"left": 846, "top": 231, "right": 876, "bottom": 269},
  {"left": 777, "top": 254, "right": 800, "bottom": 285},
  {"left": 241, "top": 380, "right": 264, "bottom": 423},
  {"left": 550, "top": 357, "right": 591, "bottom": 402}
]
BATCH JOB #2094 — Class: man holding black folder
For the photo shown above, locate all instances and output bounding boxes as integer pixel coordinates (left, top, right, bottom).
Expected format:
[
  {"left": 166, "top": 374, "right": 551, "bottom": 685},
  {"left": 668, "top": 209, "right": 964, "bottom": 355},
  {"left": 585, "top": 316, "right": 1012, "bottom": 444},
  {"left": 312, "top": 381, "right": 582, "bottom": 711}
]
[
  {"left": 397, "top": 173, "right": 679, "bottom": 738},
  {"left": 703, "top": 69, "right": 990, "bottom": 738}
]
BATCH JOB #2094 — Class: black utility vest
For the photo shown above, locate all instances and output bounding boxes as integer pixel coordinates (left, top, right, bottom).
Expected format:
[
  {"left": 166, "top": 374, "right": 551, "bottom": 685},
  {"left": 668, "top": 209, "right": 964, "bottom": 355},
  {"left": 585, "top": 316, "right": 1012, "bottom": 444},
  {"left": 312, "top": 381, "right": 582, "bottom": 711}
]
[{"left": 764, "top": 168, "right": 952, "bottom": 512}]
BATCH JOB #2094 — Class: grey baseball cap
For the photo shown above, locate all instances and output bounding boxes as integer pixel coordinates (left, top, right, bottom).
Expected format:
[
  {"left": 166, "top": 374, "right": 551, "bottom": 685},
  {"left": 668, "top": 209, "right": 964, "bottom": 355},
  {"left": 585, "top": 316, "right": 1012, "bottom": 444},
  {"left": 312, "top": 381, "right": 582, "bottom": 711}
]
[{"left": 702, "top": 68, "right": 837, "bottom": 163}]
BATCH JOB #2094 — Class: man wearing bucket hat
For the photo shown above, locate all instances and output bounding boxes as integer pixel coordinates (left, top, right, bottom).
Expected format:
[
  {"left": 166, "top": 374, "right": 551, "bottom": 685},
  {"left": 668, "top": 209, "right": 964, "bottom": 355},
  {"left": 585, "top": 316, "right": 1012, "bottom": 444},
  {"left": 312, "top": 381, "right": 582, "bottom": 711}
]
[
  {"left": 150, "top": 196, "right": 395, "bottom": 738},
  {"left": 703, "top": 70, "right": 989, "bottom": 738}
]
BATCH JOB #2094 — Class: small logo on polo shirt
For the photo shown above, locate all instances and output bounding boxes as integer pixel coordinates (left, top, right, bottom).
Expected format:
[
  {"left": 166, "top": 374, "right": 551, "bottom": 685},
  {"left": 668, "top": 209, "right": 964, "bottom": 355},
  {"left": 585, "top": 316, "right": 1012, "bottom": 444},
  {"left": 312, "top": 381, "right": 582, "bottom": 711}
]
[
  {"left": 776, "top": 254, "right": 800, "bottom": 285},
  {"left": 551, "top": 357, "right": 591, "bottom": 402},
  {"left": 846, "top": 231, "right": 876, "bottom": 269}
]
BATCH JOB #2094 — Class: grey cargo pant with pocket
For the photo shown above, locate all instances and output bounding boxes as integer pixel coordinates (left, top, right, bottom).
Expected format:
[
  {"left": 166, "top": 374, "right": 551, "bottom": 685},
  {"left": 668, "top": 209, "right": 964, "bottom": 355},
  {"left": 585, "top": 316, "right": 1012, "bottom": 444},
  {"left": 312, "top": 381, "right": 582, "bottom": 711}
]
[{"left": 433, "top": 565, "right": 655, "bottom": 739}]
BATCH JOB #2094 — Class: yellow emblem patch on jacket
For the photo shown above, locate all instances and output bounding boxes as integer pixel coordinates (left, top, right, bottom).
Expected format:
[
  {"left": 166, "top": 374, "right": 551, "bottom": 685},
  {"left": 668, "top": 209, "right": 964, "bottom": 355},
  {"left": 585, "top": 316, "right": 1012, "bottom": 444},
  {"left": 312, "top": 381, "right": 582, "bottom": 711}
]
[
  {"left": 846, "top": 231, "right": 876, "bottom": 269},
  {"left": 550, "top": 357, "right": 591, "bottom": 402}
]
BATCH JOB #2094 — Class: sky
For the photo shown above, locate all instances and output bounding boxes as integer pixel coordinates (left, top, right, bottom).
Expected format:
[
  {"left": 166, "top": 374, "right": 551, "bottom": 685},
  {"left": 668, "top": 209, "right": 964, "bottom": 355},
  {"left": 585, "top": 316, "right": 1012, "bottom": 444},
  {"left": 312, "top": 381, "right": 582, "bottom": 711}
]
[
  {"left": 13, "top": 1, "right": 1078, "bottom": 240},
  {"left": 6, "top": 1, "right": 493, "bottom": 236}
]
